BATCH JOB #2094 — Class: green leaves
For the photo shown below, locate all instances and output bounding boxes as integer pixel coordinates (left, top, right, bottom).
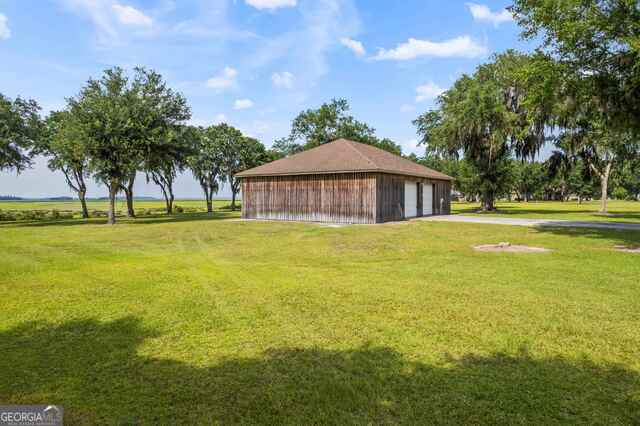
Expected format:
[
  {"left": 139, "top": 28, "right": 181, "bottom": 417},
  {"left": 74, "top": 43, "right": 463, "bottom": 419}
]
[
  {"left": 0, "top": 93, "right": 42, "bottom": 173},
  {"left": 70, "top": 67, "right": 191, "bottom": 184},
  {"left": 62, "top": 67, "right": 191, "bottom": 223},
  {"left": 414, "top": 51, "right": 546, "bottom": 210},
  {"left": 280, "top": 98, "right": 403, "bottom": 156},
  {"left": 511, "top": 0, "right": 640, "bottom": 133}
]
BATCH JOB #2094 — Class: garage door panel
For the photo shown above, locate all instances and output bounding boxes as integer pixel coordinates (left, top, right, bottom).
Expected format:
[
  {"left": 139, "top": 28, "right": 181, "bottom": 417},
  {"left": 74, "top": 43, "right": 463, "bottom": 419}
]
[
  {"left": 404, "top": 181, "right": 417, "bottom": 218},
  {"left": 423, "top": 184, "right": 433, "bottom": 215}
]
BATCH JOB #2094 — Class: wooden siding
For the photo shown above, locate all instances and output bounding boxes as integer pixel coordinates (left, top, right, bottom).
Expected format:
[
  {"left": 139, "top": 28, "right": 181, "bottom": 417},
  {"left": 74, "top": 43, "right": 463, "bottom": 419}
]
[
  {"left": 375, "top": 174, "right": 404, "bottom": 222},
  {"left": 241, "top": 173, "right": 377, "bottom": 224},
  {"left": 241, "top": 172, "right": 451, "bottom": 224},
  {"left": 432, "top": 180, "right": 451, "bottom": 215}
]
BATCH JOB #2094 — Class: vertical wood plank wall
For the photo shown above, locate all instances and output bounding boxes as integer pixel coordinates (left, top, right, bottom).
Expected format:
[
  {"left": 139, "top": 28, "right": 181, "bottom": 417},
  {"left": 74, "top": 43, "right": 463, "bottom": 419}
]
[
  {"left": 432, "top": 179, "right": 452, "bottom": 215},
  {"left": 241, "top": 172, "right": 451, "bottom": 223},
  {"left": 241, "top": 173, "right": 377, "bottom": 223},
  {"left": 375, "top": 174, "right": 405, "bottom": 222}
]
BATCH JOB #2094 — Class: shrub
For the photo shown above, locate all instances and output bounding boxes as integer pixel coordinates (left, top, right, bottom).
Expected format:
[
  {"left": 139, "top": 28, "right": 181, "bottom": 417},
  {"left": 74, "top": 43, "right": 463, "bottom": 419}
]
[
  {"left": 0, "top": 210, "right": 17, "bottom": 221},
  {"left": 174, "top": 205, "right": 184, "bottom": 213},
  {"left": 612, "top": 187, "right": 629, "bottom": 200}
]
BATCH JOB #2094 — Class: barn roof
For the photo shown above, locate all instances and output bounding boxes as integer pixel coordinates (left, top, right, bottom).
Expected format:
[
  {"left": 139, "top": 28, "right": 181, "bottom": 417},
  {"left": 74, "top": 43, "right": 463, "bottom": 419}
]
[{"left": 236, "top": 138, "right": 453, "bottom": 180}]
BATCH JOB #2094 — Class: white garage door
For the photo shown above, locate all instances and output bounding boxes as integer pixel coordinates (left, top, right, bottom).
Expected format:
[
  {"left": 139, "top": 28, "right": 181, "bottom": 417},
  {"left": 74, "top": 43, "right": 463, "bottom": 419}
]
[
  {"left": 423, "top": 183, "right": 433, "bottom": 215},
  {"left": 404, "top": 181, "right": 417, "bottom": 218}
]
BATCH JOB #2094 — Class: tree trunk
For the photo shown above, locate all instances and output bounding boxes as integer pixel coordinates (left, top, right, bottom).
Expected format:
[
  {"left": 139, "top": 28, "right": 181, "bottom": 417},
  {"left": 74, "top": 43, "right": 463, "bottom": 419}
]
[
  {"left": 481, "top": 192, "right": 495, "bottom": 212},
  {"left": 107, "top": 180, "right": 119, "bottom": 225},
  {"left": 120, "top": 170, "right": 136, "bottom": 218},
  {"left": 167, "top": 181, "right": 175, "bottom": 214},
  {"left": 124, "top": 189, "right": 135, "bottom": 217},
  {"left": 164, "top": 187, "right": 174, "bottom": 214},
  {"left": 599, "top": 161, "right": 612, "bottom": 213},
  {"left": 158, "top": 181, "right": 173, "bottom": 215},
  {"left": 79, "top": 190, "right": 89, "bottom": 219},
  {"left": 201, "top": 184, "right": 213, "bottom": 213},
  {"left": 231, "top": 190, "right": 237, "bottom": 211}
]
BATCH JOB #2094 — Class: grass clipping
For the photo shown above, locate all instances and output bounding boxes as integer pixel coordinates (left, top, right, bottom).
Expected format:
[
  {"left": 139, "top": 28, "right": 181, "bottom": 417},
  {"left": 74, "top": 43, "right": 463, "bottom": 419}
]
[{"left": 474, "top": 242, "right": 551, "bottom": 253}]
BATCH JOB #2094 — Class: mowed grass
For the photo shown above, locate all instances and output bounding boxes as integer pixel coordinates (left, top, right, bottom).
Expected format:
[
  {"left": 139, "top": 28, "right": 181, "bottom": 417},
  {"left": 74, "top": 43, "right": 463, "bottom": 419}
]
[
  {"left": 0, "top": 198, "right": 228, "bottom": 212},
  {"left": 1, "top": 212, "right": 639, "bottom": 424},
  {"left": 453, "top": 200, "right": 640, "bottom": 223}
]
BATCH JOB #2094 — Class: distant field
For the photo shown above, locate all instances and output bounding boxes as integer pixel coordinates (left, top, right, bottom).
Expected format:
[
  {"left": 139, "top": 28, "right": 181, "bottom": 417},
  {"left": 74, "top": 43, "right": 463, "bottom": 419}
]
[
  {"left": 0, "top": 199, "right": 229, "bottom": 212},
  {"left": 453, "top": 200, "right": 640, "bottom": 223}
]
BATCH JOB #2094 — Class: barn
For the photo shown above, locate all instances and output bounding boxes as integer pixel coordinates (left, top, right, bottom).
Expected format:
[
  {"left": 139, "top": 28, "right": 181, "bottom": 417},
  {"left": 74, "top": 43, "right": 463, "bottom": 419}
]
[{"left": 237, "top": 139, "right": 453, "bottom": 224}]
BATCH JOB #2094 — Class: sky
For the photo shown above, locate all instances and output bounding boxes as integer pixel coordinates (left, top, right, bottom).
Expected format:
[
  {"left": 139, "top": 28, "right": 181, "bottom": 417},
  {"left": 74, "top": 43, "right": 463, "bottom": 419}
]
[{"left": 0, "top": 0, "right": 534, "bottom": 198}]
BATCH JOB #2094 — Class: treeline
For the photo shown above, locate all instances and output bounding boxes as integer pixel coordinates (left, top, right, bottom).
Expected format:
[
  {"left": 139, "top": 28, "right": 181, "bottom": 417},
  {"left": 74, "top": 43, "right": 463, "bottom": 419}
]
[
  {"left": 2, "top": 76, "right": 402, "bottom": 225},
  {"left": 411, "top": 1, "right": 640, "bottom": 213},
  {"left": 1, "top": 68, "right": 276, "bottom": 224},
  {"left": 412, "top": 156, "right": 640, "bottom": 203}
]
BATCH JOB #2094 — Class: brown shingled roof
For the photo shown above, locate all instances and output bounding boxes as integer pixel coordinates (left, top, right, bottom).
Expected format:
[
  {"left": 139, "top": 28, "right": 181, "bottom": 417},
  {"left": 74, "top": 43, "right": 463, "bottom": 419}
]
[{"left": 236, "top": 138, "right": 453, "bottom": 180}]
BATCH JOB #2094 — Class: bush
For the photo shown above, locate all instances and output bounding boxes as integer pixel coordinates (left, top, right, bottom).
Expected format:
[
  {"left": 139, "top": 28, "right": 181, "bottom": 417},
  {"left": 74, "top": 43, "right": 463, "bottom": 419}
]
[
  {"left": 0, "top": 210, "right": 17, "bottom": 221},
  {"left": 174, "top": 205, "right": 184, "bottom": 213},
  {"left": 612, "top": 187, "right": 629, "bottom": 200}
]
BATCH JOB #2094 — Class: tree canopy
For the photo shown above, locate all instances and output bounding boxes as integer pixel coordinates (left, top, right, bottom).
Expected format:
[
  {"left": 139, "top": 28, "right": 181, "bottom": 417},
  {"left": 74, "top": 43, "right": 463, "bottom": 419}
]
[
  {"left": 42, "top": 110, "right": 92, "bottom": 218},
  {"left": 187, "top": 125, "right": 225, "bottom": 213},
  {"left": 144, "top": 125, "right": 194, "bottom": 214},
  {"left": 275, "top": 99, "right": 402, "bottom": 157},
  {"left": 511, "top": 0, "right": 640, "bottom": 133},
  {"left": 215, "top": 124, "right": 268, "bottom": 210},
  {"left": 0, "top": 93, "right": 42, "bottom": 175},
  {"left": 414, "top": 51, "right": 546, "bottom": 211},
  {"left": 510, "top": 1, "right": 640, "bottom": 211},
  {"left": 69, "top": 67, "right": 190, "bottom": 224}
]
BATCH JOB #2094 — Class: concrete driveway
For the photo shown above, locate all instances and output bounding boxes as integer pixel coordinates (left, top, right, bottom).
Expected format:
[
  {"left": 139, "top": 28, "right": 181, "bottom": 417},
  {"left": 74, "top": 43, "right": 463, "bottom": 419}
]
[{"left": 419, "top": 215, "right": 640, "bottom": 232}]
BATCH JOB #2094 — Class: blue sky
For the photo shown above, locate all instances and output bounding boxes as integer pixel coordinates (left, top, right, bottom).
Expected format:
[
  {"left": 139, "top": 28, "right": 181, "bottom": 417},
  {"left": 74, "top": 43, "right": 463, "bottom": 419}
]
[{"left": 0, "top": 0, "right": 532, "bottom": 198}]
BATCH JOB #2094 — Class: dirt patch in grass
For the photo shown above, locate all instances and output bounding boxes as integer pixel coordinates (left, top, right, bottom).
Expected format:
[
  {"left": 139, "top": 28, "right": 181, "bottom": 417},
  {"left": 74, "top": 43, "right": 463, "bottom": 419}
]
[
  {"left": 473, "top": 242, "right": 552, "bottom": 253},
  {"left": 614, "top": 245, "right": 640, "bottom": 253}
]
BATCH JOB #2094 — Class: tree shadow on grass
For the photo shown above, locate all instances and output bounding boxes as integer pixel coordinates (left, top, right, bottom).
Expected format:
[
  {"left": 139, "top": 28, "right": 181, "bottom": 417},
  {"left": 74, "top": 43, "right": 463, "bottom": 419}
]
[
  {"left": 533, "top": 225, "right": 640, "bottom": 249},
  {"left": 0, "top": 211, "right": 240, "bottom": 229},
  {"left": 1, "top": 317, "right": 638, "bottom": 424},
  {"left": 454, "top": 203, "right": 640, "bottom": 221}
]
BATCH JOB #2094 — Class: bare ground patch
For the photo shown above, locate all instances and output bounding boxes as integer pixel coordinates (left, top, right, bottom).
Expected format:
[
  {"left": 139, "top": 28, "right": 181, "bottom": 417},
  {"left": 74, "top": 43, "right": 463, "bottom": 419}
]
[
  {"left": 473, "top": 242, "right": 552, "bottom": 253},
  {"left": 614, "top": 245, "right": 640, "bottom": 254}
]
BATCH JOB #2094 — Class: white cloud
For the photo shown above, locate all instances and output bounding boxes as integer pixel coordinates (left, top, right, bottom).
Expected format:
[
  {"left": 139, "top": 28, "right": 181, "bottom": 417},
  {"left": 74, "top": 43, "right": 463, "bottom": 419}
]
[
  {"left": 234, "top": 99, "right": 254, "bottom": 109},
  {"left": 245, "top": 0, "right": 297, "bottom": 10},
  {"left": 400, "top": 104, "right": 416, "bottom": 113},
  {"left": 60, "top": 0, "right": 118, "bottom": 42},
  {"left": 466, "top": 3, "right": 512, "bottom": 27},
  {"left": 59, "top": 0, "right": 156, "bottom": 45},
  {"left": 112, "top": 4, "right": 153, "bottom": 27},
  {"left": 374, "top": 36, "right": 487, "bottom": 61},
  {"left": 340, "top": 37, "right": 365, "bottom": 57},
  {"left": 415, "top": 82, "right": 445, "bottom": 102},
  {"left": 0, "top": 14, "right": 10, "bottom": 40},
  {"left": 247, "top": 0, "right": 361, "bottom": 97},
  {"left": 271, "top": 71, "right": 294, "bottom": 89},
  {"left": 206, "top": 67, "right": 238, "bottom": 90}
]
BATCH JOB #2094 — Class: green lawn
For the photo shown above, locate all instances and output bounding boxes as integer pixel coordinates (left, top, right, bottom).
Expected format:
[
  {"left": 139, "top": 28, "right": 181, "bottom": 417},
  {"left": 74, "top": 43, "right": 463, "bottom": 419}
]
[
  {"left": 0, "top": 198, "right": 230, "bottom": 212},
  {"left": 1, "top": 208, "right": 639, "bottom": 424},
  {"left": 453, "top": 200, "right": 640, "bottom": 223}
]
